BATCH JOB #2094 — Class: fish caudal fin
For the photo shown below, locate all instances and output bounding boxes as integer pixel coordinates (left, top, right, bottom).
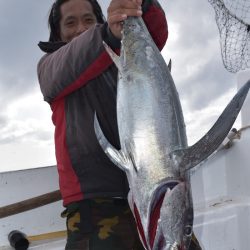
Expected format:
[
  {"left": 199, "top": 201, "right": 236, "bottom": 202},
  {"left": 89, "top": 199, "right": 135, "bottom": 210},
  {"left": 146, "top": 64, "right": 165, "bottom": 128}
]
[
  {"left": 103, "top": 41, "right": 121, "bottom": 71},
  {"left": 176, "top": 80, "right": 250, "bottom": 171},
  {"left": 94, "top": 113, "right": 129, "bottom": 172}
]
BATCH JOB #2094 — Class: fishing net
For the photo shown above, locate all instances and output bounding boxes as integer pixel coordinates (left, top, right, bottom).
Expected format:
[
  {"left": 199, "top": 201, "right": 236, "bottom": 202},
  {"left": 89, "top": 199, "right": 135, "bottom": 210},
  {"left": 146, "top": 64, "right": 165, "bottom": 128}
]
[{"left": 208, "top": 0, "right": 250, "bottom": 73}]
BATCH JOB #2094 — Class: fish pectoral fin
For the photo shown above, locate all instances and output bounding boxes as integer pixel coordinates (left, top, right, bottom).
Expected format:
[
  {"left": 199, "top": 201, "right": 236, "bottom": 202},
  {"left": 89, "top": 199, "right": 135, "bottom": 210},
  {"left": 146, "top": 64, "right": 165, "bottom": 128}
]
[
  {"left": 179, "top": 80, "right": 250, "bottom": 171},
  {"left": 103, "top": 41, "right": 121, "bottom": 71},
  {"left": 94, "top": 113, "right": 129, "bottom": 172}
]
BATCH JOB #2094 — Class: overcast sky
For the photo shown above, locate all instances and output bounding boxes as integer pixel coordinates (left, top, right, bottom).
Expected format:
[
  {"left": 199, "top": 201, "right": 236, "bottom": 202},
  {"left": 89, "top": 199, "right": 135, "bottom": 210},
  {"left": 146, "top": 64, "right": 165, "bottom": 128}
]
[{"left": 0, "top": 0, "right": 242, "bottom": 172}]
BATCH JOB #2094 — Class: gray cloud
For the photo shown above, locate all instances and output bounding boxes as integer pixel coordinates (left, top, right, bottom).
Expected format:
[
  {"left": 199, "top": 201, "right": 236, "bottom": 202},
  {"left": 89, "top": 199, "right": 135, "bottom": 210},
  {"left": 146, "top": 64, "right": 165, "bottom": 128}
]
[
  {"left": 181, "top": 56, "right": 234, "bottom": 110},
  {"left": 0, "top": 125, "right": 53, "bottom": 145},
  {"left": 0, "top": 1, "right": 53, "bottom": 106},
  {"left": 0, "top": 114, "right": 8, "bottom": 127},
  {"left": 162, "top": 0, "right": 236, "bottom": 111}
]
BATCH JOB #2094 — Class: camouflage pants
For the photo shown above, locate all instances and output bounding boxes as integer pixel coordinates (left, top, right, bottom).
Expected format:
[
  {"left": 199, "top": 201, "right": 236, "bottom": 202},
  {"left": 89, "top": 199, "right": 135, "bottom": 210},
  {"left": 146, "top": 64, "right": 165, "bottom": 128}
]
[{"left": 61, "top": 198, "right": 202, "bottom": 250}]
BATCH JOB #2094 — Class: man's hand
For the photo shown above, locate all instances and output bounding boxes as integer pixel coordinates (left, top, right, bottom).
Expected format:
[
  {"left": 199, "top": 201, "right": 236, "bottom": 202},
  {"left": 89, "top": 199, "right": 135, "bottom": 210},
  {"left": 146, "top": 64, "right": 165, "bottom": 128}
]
[{"left": 107, "top": 0, "right": 143, "bottom": 39}]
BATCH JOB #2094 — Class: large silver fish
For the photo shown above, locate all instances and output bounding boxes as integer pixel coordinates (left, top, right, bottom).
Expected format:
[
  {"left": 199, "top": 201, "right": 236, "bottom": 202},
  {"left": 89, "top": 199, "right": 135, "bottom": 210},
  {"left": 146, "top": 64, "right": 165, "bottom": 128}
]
[{"left": 95, "top": 16, "right": 250, "bottom": 250}]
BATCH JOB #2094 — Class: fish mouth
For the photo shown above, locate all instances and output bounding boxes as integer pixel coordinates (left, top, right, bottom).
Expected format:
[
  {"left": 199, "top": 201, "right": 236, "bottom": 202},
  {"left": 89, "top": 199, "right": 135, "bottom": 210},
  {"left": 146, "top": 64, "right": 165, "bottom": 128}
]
[
  {"left": 133, "top": 180, "right": 182, "bottom": 249},
  {"left": 148, "top": 180, "right": 181, "bottom": 248}
]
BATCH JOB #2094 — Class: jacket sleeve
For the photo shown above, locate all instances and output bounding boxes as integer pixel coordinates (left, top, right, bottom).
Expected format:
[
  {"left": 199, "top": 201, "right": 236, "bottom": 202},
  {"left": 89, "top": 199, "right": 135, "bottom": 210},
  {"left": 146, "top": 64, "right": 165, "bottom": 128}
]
[{"left": 143, "top": 0, "right": 168, "bottom": 51}]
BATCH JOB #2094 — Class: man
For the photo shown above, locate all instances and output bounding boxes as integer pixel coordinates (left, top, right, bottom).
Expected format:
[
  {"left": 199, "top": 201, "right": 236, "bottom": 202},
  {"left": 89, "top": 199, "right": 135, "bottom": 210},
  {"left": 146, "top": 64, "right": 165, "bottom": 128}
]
[{"left": 37, "top": 0, "right": 201, "bottom": 249}]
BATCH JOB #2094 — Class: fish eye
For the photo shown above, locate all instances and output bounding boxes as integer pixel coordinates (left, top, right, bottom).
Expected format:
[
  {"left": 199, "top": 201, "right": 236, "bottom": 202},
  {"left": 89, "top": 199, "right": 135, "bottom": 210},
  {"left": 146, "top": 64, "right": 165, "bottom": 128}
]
[{"left": 185, "top": 225, "right": 193, "bottom": 237}]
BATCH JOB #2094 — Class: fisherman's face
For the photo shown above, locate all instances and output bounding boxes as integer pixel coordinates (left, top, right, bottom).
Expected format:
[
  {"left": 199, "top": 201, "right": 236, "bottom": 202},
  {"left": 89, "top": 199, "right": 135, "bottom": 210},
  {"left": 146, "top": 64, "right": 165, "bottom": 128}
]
[{"left": 59, "top": 0, "right": 97, "bottom": 42}]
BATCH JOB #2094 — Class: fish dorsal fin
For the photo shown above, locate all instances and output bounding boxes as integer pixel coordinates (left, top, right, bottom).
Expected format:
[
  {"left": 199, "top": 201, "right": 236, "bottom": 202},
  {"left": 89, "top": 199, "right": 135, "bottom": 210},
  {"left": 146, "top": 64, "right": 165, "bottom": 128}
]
[
  {"left": 176, "top": 80, "right": 250, "bottom": 171},
  {"left": 103, "top": 41, "right": 122, "bottom": 71}
]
